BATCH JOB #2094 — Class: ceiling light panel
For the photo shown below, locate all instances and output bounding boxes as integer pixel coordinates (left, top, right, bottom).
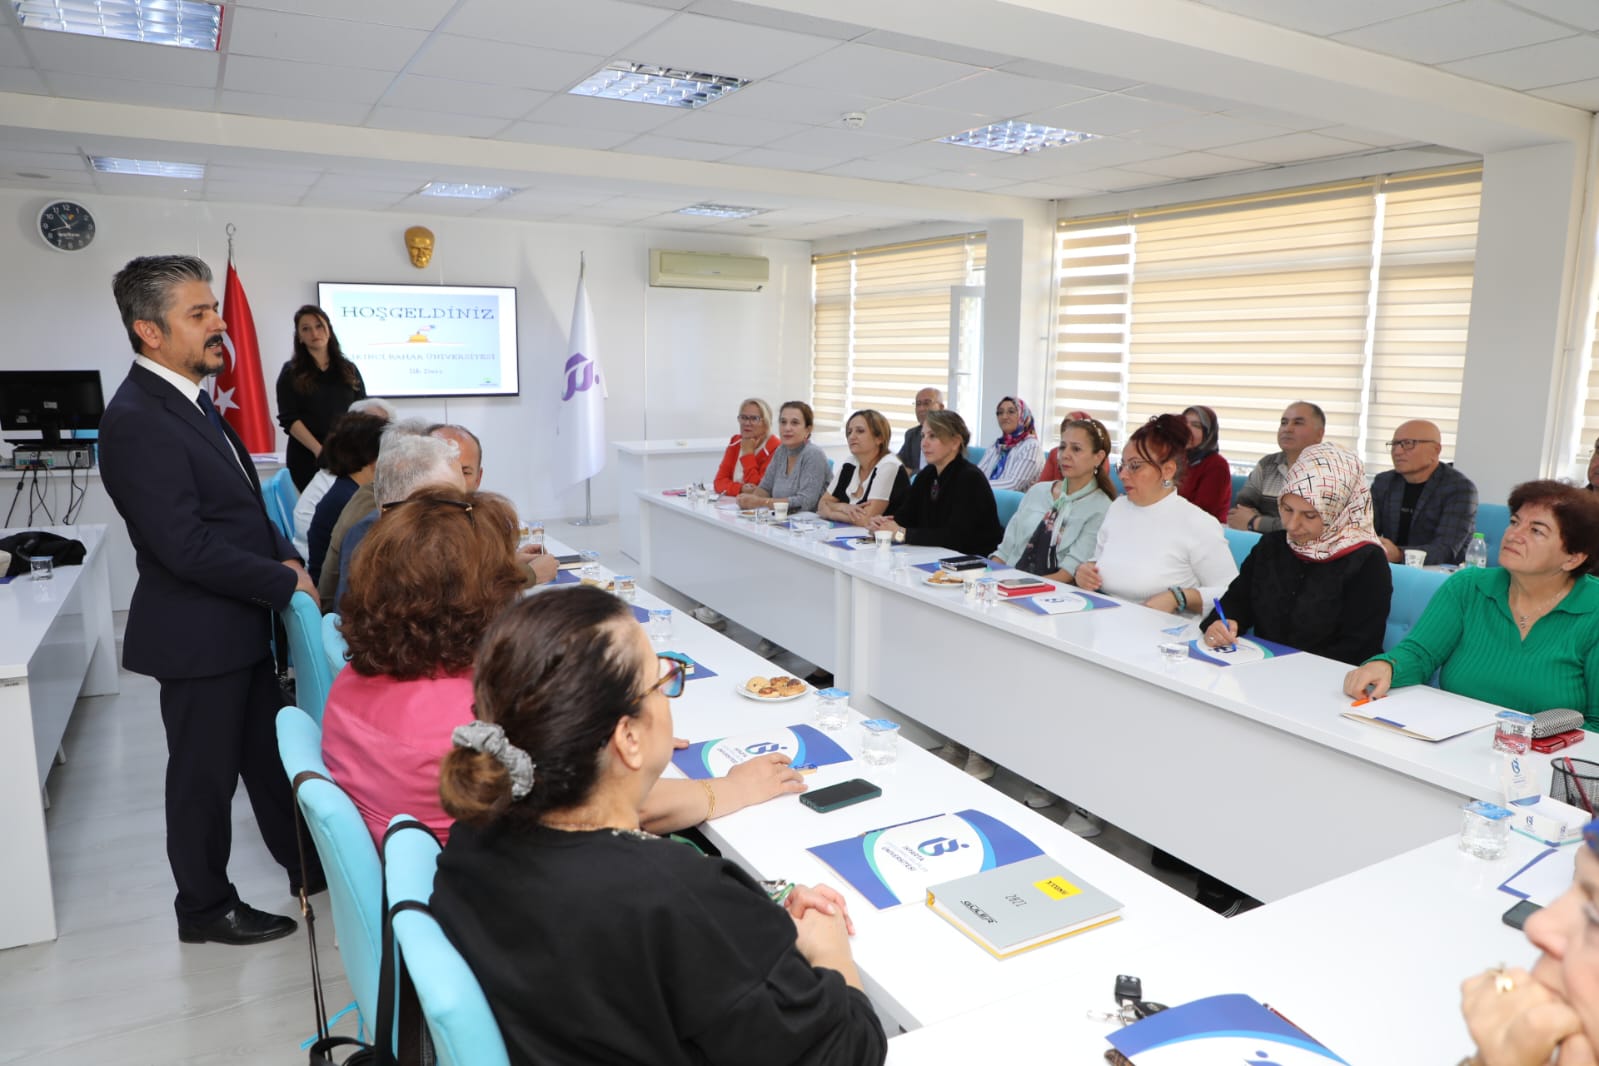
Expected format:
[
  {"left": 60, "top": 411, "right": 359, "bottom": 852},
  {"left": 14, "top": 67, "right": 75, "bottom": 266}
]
[
  {"left": 89, "top": 155, "right": 204, "bottom": 178},
  {"left": 15, "top": 0, "right": 222, "bottom": 51},
  {"left": 939, "top": 120, "right": 1098, "bottom": 155},
  {"left": 676, "top": 203, "right": 767, "bottom": 218},
  {"left": 569, "top": 62, "right": 748, "bottom": 110},
  {"left": 418, "top": 182, "right": 516, "bottom": 200}
]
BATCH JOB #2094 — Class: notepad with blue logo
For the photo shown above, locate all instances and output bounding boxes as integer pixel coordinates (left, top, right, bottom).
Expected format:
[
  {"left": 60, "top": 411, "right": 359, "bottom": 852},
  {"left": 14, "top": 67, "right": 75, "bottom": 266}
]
[
  {"left": 671, "top": 724, "right": 849, "bottom": 781},
  {"left": 1009, "top": 590, "right": 1120, "bottom": 614},
  {"left": 1106, "top": 993, "right": 1349, "bottom": 1064},
  {"left": 807, "top": 810, "right": 1043, "bottom": 909},
  {"left": 1185, "top": 635, "right": 1298, "bottom": 666}
]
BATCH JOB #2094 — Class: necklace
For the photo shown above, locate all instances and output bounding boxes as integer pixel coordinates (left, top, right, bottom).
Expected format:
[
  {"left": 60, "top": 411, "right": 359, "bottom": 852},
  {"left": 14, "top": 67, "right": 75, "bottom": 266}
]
[
  {"left": 540, "top": 819, "right": 653, "bottom": 840},
  {"left": 1511, "top": 583, "right": 1570, "bottom": 631}
]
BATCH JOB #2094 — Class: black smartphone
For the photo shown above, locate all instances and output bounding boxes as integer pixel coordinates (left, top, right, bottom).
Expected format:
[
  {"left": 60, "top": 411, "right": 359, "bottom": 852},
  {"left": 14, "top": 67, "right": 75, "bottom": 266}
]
[
  {"left": 1503, "top": 899, "right": 1542, "bottom": 930},
  {"left": 799, "top": 778, "right": 882, "bottom": 813}
]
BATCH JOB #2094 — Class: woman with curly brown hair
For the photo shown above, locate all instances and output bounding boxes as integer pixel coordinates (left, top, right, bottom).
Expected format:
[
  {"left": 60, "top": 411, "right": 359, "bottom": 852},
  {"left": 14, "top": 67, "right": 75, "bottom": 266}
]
[{"left": 321, "top": 488, "right": 806, "bottom": 846}]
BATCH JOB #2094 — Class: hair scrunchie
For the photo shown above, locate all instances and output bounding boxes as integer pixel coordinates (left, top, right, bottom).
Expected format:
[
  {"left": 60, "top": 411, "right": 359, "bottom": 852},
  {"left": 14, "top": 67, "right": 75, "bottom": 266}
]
[{"left": 452, "top": 721, "right": 535, "bottom": 800}]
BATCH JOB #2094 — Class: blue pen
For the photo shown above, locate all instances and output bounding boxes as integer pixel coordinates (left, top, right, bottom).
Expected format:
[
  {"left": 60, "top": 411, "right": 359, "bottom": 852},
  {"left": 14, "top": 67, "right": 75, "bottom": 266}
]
[{"left": 1211, "top": 598, "right": 1237, "bottom": 653}]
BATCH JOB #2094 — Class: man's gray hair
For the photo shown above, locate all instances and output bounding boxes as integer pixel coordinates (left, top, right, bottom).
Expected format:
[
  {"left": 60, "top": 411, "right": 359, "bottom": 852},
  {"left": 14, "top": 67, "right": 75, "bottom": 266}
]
[
  {"left": 349, "top": 396, "right": 399, "bottom": 421},
  {"left": 111, "top": 255, "right": 212, "bottom": 353},
  {"left": 374, "top": 423, "right": 461, "bottom": 505},
  {"left": 427, "top": 422, "right": 482, "bottom": 464}
]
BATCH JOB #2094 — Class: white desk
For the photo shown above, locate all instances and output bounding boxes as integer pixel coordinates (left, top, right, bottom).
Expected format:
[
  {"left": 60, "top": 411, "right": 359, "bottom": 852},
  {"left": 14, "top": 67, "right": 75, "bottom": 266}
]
[
  {"left": 0, "top": 524, "right": 118, "bottom": 948},
  {"left": 886, "top": 832, "right": 1551, "bottom": 1063},
  {"left": 550, "top": 538, "right": 1218, "bottom": 1033},
  {"left": 638, "top": 493, "right": 1540, "bottom": 902}
]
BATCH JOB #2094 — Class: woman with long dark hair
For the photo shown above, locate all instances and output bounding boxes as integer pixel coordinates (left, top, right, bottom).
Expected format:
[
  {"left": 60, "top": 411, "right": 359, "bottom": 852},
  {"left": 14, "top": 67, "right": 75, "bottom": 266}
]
[{"left": 275, "top": 304, "right": 366, "bottom": 491}]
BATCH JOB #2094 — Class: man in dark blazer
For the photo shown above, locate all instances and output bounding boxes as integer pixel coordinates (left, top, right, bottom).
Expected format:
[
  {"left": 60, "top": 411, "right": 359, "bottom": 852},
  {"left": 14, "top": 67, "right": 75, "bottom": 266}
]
[
  {"left": 99, "top": 255, "right": 320, "bottom": 945},
  {"left": 897, "top": 386, "right": 944, "bottom": 474}
]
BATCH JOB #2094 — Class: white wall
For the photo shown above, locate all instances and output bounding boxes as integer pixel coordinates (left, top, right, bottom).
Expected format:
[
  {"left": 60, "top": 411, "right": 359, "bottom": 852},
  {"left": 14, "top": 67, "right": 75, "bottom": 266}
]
[{"left": 0, "top": 189, "right": 812, "bottom": 521}]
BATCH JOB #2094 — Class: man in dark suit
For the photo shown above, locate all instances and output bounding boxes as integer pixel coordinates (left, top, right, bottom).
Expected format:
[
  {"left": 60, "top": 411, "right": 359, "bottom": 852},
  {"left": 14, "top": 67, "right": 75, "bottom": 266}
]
[
  {"left": 100, "top": 255, "right": 319, "bottom": 945},
  {"left": 897, "top": 386, "right": 943, "bottom": 474}
]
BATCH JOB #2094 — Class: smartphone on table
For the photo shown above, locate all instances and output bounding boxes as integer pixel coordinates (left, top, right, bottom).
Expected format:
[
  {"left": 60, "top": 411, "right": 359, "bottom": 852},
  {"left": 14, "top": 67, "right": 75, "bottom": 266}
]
[{"left": 799, "top": 778, "right": 882, "bottom": 813}]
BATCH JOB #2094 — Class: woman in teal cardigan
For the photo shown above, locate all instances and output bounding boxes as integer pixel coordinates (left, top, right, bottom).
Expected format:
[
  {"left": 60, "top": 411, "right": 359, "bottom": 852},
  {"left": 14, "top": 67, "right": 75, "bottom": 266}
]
[{"left": 1343, "top": 480, "right": 1599, "bottom": 727}]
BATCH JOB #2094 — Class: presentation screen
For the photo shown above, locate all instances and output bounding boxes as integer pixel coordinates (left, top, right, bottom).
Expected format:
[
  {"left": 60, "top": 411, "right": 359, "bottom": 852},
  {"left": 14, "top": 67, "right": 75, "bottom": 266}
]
[{"left": 316, "top": 281, "right": 519, "bottom": 398}]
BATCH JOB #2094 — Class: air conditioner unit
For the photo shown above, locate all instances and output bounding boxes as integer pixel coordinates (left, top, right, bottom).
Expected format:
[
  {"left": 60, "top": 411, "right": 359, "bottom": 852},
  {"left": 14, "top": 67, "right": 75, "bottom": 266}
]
[{"left": 649, "top": 249, "right": 769, "bottom": 292}]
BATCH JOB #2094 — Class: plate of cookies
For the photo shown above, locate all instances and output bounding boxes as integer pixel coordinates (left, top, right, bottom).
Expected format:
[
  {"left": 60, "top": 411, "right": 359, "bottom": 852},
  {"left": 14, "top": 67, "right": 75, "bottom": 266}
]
[
  {"left": 922, "top": 569, "right": 968, "bottom": 589},
  {"left": 737, "top": 675, "right": 810, "bottom": 702}
]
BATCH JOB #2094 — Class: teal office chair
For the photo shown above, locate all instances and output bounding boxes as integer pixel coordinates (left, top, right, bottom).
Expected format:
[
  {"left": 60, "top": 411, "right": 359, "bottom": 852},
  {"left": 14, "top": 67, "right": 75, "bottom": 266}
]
[
  {"left": 965, "top": 444, "right": 986, "bottom": 466},
  {"left": 1476, "top": 503, "right": 1510, "bottom": 566},
  {"left": 322, "top": 612, "right": 349, "bottom": 679},
  {"left": 1384, "top": 563, "right": 1451, "bottom": 656},
  {"left": 1230, "top": 473, "right": 1248, "bottom": 506},
  {"left": 276, "top": 707, "right": 385, "bottom": 1038},
  {"left": 993, "top": 489, "right": 1023, "bottom": 529},
  {"left": 1107, "top": 462, "right": 1123, "bottom": 494},
  {"left": 1223, "top": 527, "right": 1261, "bottom": 569},
  {"left": 264, "top": 468, "right": 299, "bottom": 542},
  {"left": 281, "top": 590, "right": 334, "bottom": 723},
  {"left": 383, "top": 816, "right": 511, "bottom": 1066}
]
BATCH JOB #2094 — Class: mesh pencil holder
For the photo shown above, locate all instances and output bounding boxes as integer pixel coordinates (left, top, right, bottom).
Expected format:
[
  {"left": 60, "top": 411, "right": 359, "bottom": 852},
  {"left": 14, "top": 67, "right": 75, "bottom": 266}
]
[{"left": 1550, "top": 757, "right": 1599, "bottom": 814}]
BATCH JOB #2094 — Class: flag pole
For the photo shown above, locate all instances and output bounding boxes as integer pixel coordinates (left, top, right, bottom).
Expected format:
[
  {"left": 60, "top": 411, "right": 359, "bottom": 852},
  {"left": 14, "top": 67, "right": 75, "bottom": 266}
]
[{"left": 567, "top": 251, "right": 607, "bottom": 526}]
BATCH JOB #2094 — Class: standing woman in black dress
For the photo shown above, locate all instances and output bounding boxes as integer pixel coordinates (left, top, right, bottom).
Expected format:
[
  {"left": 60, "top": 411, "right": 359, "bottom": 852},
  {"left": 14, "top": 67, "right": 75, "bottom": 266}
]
[{"left": 276, "top": 305, "right": 366, "bottom": 491}]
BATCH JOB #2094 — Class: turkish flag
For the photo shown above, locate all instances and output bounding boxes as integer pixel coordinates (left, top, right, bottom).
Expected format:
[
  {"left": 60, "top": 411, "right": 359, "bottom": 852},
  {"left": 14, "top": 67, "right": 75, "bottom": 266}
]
[{"left": 213, "top": 259, "right": 275, "bottom": 454}]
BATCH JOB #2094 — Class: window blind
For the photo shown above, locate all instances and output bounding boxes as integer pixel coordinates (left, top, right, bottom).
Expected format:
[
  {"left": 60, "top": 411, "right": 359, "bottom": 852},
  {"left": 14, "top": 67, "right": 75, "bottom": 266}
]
[
  {"left": 1051, "top": 165, "right": 1482, "bottom": 470},
  {"left": 811, "top": 235, "right": 985, "bottom": 434}
]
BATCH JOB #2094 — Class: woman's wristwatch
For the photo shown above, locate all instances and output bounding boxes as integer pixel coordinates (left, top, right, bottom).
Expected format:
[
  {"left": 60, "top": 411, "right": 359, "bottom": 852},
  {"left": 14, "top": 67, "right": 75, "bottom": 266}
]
[{"left": 893, "top": 528, "right": 906, "bottom": 544}]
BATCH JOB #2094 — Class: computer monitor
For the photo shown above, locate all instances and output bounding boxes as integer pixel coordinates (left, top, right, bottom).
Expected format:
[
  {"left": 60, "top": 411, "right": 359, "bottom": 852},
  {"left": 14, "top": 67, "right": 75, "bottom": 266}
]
[{"left": 0, "top": 370, "right": 105, "bottom": 446}]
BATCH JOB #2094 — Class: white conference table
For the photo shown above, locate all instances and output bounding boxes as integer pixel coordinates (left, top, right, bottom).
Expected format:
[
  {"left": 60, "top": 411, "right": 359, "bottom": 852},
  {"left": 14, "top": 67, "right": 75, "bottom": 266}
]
[
  {"left": 545, "top": 539, "right": 1218, "bottom": 1034},
  {"left": 0, "top": 523, "right": 118, "bottom": 948},
  {"left": 885, "top": 831, "right": 1556, "bottom": 1064},
  {"left": 637, "top": 492, "right": 1551, "bottom": 903}
]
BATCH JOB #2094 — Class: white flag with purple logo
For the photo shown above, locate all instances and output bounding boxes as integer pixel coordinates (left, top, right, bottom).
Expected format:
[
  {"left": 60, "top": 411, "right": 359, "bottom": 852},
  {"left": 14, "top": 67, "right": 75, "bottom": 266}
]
[{"left": 555, "top": 260, "right": 607, "bottom": 488}]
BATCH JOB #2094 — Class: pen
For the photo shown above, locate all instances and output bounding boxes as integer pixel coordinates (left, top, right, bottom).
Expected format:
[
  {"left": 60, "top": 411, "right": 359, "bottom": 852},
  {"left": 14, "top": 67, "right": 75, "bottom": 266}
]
[
  {"left": 1211, "top": 598, "right": 1237, "bottom": 652},
  {"left": 1350, "top": 696, "right": 1372, "bottom": 708}
]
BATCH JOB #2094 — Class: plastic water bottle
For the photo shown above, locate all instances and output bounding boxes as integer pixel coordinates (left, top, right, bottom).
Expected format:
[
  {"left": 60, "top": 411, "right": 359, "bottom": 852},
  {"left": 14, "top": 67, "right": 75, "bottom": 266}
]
[{"left": 1464, "top": 532, "right": 1489, "bottom": 569}]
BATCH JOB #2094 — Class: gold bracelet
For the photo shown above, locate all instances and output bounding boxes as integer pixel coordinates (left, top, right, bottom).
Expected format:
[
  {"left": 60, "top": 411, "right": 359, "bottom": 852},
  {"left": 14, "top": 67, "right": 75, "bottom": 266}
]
[{"left": 701, "top": 779, "right": 717, "bottom": 821}]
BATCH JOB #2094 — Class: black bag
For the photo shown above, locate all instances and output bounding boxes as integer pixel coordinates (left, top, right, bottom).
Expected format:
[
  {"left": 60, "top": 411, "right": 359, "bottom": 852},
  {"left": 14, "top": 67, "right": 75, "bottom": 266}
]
[{"left": 0, "top": 530, "right": 86, "bottom": 577}]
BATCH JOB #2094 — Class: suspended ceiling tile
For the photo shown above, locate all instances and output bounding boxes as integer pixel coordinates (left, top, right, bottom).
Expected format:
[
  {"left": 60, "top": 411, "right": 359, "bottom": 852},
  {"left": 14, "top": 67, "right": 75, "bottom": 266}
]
[
  {"left": 1136, "top": 112, "right": 1298, "bottom": 151},
  {"left": 42, "top": 71, "right": 215, "bottom": 110},
  {"left": 0, "top": 65, "right": 46, "bottom": 94},
  {"left": 1131, "top": 152, "right": 1262, "bottom": 179},
  {"left": 902, "top": 170, "right": 1018, "bottom": 191},
  {"left": 819, "top": 158, "right": 939, "bottom": 182},
  {"left": 997, "top": 59, "right": 1138, "bottom": 92},
  {"left": 1531, "top": 77, "right": 1599, "bottom": 109},
  {"left": 204, "top": 163, "right": 322, "bottom": 184},
  {"left": 1499, "top": 0, "right": 1599, "bottom": 32},
  {"left": 762, "top": 125, "right": 913, "bottom": 161},
  {"left": 1332, "top": 0, "right": 1573, "bottom": 66},
  {"left": 225, "top": 0, "right": 457, "bottom": 31},
  {"left": 496, "top": 122, "right": 638, "bottom": 150},
  {"left": 204, "top": 181, "right": 308, "bottom": 204},
  {"left": 1027, "top": 93, "right": 1204, "bottom": 138},
  {"left": 0, "top": 28, "right": 26, "bottom": 65},
  {"left": 24, "top": 31, "right": 221, "bottom": 87},
  {"left": 1193, "top": 0, "right": 1452, "bottom": 37},
  {"left": 617, "top": 12, "right": 839, "bottom": 80},
  {"left": 522, "top": 93, "right": 686, "bottom": 134},
  {"left": 772, "top": 42, "right": 978, "bottom": 100},
  {"left": 223, "top": 55, "right": 397, "bottom": 103},
  {"left": 445, "top": 0, "right": 675, "bottom": 54},
  {"left": 364, "top": 106, "right": 515, "bottom": 138},
  {"left": 620, "top": 134, "right": 746, "bottom": 161},
  {"left": 408, "top": 35, "right": 606, "bottom": 93},
  {"left": 225, "top": 7, "right": 428, "bottom": 71},
  {"left": 705, "top": 80, "right": 890, "bottom": 126},
  {"left": 1218, "top": 131, "right": 1373, "bottom": 164},
  {"left": 1440, "top": 34, "right": 1599, "bottom": 90},
  {"left": 720, "top": 146, "right": 836, "bottom": 171},
  {"left": 380, "top": 75, "right": 549, "bottom": 119},
  {"left": 855, "top": 102, "right": 990, "bottom": 142},
  {"left": 683, "top": 0, "right": 866, "bottom": 40},
  {"left": 651, "top": 110, "right": 810, "bottom": 147},
  {"left": 908, "top": 70, "right": 1099, "bottom": 116},
  {"left": 218, "top": 89, "right": 375, "bottom": 125}
]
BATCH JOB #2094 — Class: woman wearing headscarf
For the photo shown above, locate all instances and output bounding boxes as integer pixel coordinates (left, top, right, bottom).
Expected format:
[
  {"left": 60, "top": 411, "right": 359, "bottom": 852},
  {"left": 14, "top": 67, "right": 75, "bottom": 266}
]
[
  {"left": 1179, "top": 405, "right": 1231, "bottom": 523},
  {"left": 975, "top": 396, "right": 1044, "bottom": 492},
  {"left": 1199, "top": 442, "right": 1391, "bottom": 665}
]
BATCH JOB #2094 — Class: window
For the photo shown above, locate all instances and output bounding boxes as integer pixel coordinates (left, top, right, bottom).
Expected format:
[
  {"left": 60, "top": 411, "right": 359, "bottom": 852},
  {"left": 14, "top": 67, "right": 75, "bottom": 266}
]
[
  {"left": 811, "top": 234, "right": 986, "bottom": 434},
  {"left": 1052, "top": 165, "right": 1481, "bottom": 470}
]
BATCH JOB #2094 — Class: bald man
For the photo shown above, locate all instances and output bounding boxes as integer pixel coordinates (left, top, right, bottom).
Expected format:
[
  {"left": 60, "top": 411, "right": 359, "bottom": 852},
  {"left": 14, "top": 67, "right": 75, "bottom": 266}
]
[
  {"left": 1370, "top": 419, "right": 1479, "bottom": 566},
  {"left": 897, "top": 387, "right": 944, "bottom": 473},
  {"left": 429, "top": 423, "right": 482, "bottom": 493}
]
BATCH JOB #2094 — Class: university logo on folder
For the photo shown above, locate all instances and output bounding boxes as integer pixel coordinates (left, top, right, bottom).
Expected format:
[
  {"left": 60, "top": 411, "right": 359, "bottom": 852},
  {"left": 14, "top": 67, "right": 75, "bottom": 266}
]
[
  {"left": 1185, "top": 635, "right": 1299, "bottom": 666},
  {"left": 807, "top": 809, "right": 1043, "bottom": 909},
  {"left": 1106, "top": 994, "right": 1348, "bottom": 1064},
  {"left": 671, "top": 724, "right": 849, "bottom": 780}
]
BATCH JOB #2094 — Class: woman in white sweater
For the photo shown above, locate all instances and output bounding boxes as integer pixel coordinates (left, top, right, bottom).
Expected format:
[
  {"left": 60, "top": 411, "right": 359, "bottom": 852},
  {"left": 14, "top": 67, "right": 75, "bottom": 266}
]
[{"left": 1077, "top": 413, "right": 1237, "bottom": 614}]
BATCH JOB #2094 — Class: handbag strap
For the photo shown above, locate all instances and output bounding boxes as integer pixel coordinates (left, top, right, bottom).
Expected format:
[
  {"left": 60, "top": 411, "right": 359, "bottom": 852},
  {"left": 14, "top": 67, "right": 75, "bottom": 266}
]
[{"left": 292, "top": 769, "right": 337, "bottom": 1045}]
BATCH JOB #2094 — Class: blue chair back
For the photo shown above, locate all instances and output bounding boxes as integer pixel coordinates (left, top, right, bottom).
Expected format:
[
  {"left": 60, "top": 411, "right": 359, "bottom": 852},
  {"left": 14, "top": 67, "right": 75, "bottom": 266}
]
[
  {"left": 966, "top": 444, "right": 986, "bottom": 466},
  {"left": 264, "top": 468, "right": 299, "bottom": 542},
  {"left": 1476, "top": 503, "right": 1510, "bottom": 566},
  {"left": 1107, "top": 463, "right": 1123, "bottom": 494},
  {"left": 993, "top": 489, "right": 1024, "bottom": 529},
  {"left": 282, "top": 590, "right": 334, "bottom": 723},
  {"left": 1384, "top": 564, "right": 1451, "bottom": 654},
  {"left": 1223, "top": 527, "right": 1261, "bottom": 569},
  {"left": 1230, "top": 473, "right": 1248, "bottom": 505},
  {"left": 276, "top": 707, "right": 385, "bottom": 1033},
  {"left": 383, "top": 816, "right": 511, "bottom": 1066},
  {"left": 322, "top": 612, "right": 349, "bottom": 679}
]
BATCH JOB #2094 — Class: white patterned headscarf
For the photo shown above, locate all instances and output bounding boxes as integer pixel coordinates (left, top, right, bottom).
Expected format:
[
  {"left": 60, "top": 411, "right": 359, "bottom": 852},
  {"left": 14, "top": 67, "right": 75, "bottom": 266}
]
[{"left": 1279, "top": 443, "right": 1381, "bottom": 562}]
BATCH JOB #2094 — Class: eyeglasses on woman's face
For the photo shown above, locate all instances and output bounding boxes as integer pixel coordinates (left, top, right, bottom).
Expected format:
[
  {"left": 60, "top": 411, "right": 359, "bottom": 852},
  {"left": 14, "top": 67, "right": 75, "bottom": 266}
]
[
  {"left": 737, "top": 413, "right": 763, "bottom": 424},
  {"left": 1118, "top": 458, "right": 1153, "bottom": 475},
  {"left": 640, "top": 652, "right": 692, "bottom": 701}
]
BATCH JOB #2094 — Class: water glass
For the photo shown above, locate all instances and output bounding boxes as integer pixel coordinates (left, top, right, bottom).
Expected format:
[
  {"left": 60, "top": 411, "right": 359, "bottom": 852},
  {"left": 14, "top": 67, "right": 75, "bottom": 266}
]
[
  {"left": 613, "top": 574, "right": 637, "bottom": 604},
  {"left": 963, "top": 574, "right": 982, "bottom": 603},
  {"left": 579, "top": 549, "right": 602, "bottom": 584},
  {"left": 1157, "top": 640, "right": 1188, "bottom": 665},
  {"left": 1403, "top": 548, "right": 1427, "bottom": 568},
  {"left": 977, "top": 576, "right": 998, "bottom": 606},
  {"left": 755, "top": 507, "right": 773, "bottom": 525},
  {"left": 648, "top": 608, "right": 673, "bottom": 644},
  {"left": 889, "top": 547, "right": 909, "bottom": 575},
  {"left": 815, "top": 687, "right": 849, "bottom": 732},
  {"left": 1459, "top": 799, "right": 1512, "bottom": 860},
  {"left": 29, "top": 556, "right": 53, "bottom": 581},
  {"left": 773, "top": 500, "right": 790, "bottom": 521},
  {"left": 523, "top": 520, "right": 545, "bottom": 552},
  {"left": 873, "top": 530, "right": 892, "bottom": 550},
  {"left": 1492, "top": 710, "right": 1534, "bottom": 755},
  {"left": 860, "top": 719, "right": 900, "bottom": 766}
]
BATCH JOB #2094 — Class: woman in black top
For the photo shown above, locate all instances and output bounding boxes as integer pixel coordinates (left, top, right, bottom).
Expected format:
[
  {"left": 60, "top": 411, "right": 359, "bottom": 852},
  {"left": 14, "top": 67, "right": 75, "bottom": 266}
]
[
  {"left": 870, "top": 410, "right": 1003, "bottom": 556},
  {"left": 1199, "top": 442, "right": 1392, "bottom": 665},
  {"left": 431, "top": 587, "right": 887, "bottom": 1066},
  {"left": 276, "top": 305, "right": 366, "bottom": 491}
]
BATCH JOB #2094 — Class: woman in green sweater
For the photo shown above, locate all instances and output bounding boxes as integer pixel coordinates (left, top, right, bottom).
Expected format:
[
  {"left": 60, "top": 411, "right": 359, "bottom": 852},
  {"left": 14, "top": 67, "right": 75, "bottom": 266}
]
[{"left": 1343, "top": 480, "right": 1599, "bottom": 727}]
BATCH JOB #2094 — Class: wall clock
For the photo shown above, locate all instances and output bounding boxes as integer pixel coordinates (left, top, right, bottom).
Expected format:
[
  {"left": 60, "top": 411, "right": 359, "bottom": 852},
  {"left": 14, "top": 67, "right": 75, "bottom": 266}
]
[{"left": 38, "top": 201, "right": 96, "bottom": 252}]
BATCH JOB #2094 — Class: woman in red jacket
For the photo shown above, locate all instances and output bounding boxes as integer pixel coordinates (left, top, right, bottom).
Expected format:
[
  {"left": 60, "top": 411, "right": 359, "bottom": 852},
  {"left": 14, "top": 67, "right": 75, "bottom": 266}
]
[
  {"left": 1180, "top": 405, "right": 1231, "bottom": 523},
  {"left": 713, "top": 398, "right": 780, "bottom": 497}
]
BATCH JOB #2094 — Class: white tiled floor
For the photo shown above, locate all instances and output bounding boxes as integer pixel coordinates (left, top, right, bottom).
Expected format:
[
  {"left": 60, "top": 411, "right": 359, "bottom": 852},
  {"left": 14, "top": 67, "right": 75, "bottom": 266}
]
[{"left": 0, "top": 512, "right": 1204, "bottom": 1064}]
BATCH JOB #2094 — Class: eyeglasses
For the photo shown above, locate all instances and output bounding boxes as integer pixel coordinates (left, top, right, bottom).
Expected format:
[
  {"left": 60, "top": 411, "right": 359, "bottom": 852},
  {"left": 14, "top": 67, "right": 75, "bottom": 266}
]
[
  {"left": 1118, "top": 458, "right": 1152, "bottom": 474},
  {"left": 640, "top": 652, "right": 691, "bottom": 701},
  {"left": 379, "top": 495, "right": 475, "bottom": 525},
  {"left": 1385, "top": 438, "right": 1439, "bottom": 451},
  {"left": 737, "top": 414, "right": 763, "bottom": 423}
]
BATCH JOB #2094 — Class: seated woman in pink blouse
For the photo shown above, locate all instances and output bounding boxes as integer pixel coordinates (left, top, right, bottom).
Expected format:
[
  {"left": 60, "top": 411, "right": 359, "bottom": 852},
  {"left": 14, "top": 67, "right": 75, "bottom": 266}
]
[{"left": 323, "top": 488, "right": 806, "bottom": 846}]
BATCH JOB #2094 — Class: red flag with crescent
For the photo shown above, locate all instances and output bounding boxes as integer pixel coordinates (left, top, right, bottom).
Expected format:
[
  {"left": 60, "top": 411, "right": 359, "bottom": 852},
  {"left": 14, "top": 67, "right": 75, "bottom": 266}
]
[{"left": 213, "top": 256, "right": 275, "bottom": 453}]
